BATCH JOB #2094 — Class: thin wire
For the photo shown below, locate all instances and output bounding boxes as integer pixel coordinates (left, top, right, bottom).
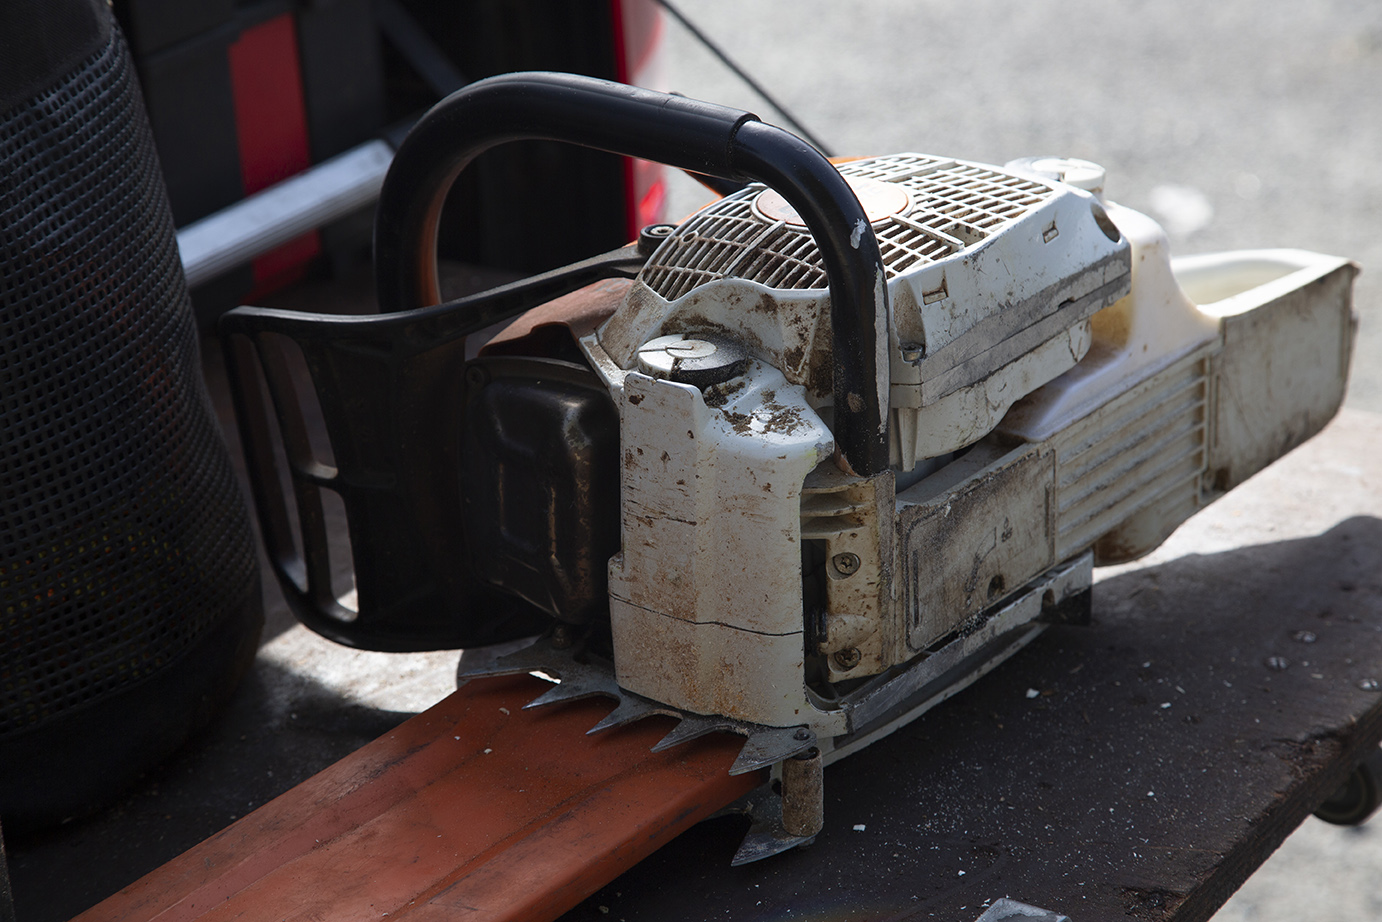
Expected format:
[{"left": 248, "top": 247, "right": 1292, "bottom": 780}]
[{"left": 651, "top": 0, "right": 835, "bottom": 157}]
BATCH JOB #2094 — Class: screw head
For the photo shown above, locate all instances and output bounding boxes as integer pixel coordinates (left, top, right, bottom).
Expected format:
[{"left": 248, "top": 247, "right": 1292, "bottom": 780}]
[
  {"left": 550, "top": 623, "right": 576, "bottom": 649},
  {"left": 637, "top": 223, "right": 678, "bottom": 255},
  {"left": 831, "top": 552, "right": 861, "bottom": 577},
  {"left": 833, "top": 647, "right": 862, "bottom": 670},
  {"left": 793, "top": 728, "right": 811, "bottom": 741}
]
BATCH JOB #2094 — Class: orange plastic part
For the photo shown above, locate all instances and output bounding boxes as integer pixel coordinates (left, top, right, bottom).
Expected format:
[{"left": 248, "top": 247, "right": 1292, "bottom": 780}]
[{"left": 79, "top": 675, "right": 761, "bottom": 922}]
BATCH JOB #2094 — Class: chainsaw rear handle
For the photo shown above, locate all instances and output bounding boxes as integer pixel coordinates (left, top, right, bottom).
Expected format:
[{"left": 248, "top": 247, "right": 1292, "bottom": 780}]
[{"left": 375, "top": 71, "right": 890, "bottom": 475}]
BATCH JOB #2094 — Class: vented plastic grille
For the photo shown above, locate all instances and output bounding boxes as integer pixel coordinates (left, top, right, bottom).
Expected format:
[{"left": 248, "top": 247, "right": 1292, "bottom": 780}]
[
  {"left": 1052, "top": 353, "right": 1210, "bottom": 559},
  {"left": 642, "top": 154, "right": 1053, "bottom": 300},
  {"left": 0, "top": 30, "right": 258, "bottom": 736}
]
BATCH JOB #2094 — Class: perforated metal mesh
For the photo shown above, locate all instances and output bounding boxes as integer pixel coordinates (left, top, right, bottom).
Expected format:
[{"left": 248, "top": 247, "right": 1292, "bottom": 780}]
[
  {"left": 641, "top": 154, "right": 1053, "bottom": 300},
  {"left": 0, "top": 29, "right": 258, "bottom": 736}
]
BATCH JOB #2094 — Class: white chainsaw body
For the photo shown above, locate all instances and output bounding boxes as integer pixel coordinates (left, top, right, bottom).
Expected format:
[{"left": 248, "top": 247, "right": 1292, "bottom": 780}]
[
  {"left": 577, "top": 153, "right": 1357, "bottom": 736},
  {"left": 225, "top": 73, "right": 1361, "bottom": 864}
]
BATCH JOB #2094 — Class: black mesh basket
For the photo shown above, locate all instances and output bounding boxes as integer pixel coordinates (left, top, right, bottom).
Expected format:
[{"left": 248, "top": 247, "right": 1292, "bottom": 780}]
[{"left": 0, "top": 0, "right": 262, "bottom": 828}]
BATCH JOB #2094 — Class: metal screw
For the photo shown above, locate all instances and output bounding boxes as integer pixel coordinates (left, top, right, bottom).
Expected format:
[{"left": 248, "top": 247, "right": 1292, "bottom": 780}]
[
  {"left": 831, "top": 552, "right": 861, "bottom": 577},
  {"left": 987, "top": 574, "right": 1006, "bottom": 601},
  {"left": 465, "top": 365, "right": 488, "bottom": 389},
  {"left": 1265, "top": 655, "right": 1291, "bottom": 671},
  {"left": 833, "top": 647, "right": 862, "bottom": 670},
  {"left": 793, "top": 728, "right": 812, "bottom": 741},
  {"left": 550, "top": 623, "right": 575, "bottom": 650},
  {"left": 637, "top": 223, "right": 678, "bottom": 255}
]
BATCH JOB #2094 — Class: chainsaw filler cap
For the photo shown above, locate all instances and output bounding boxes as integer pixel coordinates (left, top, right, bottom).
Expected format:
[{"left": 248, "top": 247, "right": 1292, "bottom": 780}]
[
  {"left": 753, "top": 174, "right": 910, "bottom": 227},
  {"left": 637, "top": 333, "right": 750, "bottom": 388}
]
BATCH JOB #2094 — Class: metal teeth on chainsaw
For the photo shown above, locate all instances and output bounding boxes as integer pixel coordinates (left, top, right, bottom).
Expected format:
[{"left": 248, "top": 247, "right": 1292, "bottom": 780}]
[
  {"left": 585, "top": 694, "right": 682, "bottom": 735},
  {"left": 649, "top": 714, "right": 725, "bottom": 753},
  {"left": 521, "top": 671, "right": 620, "bottom": 709},
  {"left": 456, "top": 635, "right": 818, "bottom": 772},
  {"left": 731, "top": 725, "right": 817, "bottom": 775},
  {"left": 726, "top": 785, "right": 815, "bottom": 866},
  {"left": 457, "top": 635, "right": 621, "bottom": 710},
  {"left": 455, "top": 636, "right": 555, "bottom": 679}
]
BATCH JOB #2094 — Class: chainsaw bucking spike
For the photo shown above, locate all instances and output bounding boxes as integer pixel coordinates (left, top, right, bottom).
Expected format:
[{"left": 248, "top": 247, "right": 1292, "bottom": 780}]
[
  {"left": 732, "top": 827, "right": 814, "bottom": 866},
  {"left": 586, "top": 695, "right": 677, "bottom": 735},
  {"left": 523, "top": 677, "right": 616, "bottom": 710},
  {"left": 650, "top": 715, "right": 725, "bottom": 753},
  {"left": 730, "top": 726, "right": 817, "bottom": 775},
  {"left": 455, "top": 637, "right": 550, "bottom": 680},
  {"left": 729, "top": 786, "right": 816, "bottom": 866}
]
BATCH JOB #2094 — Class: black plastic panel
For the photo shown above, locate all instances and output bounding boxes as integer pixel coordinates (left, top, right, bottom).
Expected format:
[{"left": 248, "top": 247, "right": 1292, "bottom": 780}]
[
  {"left": 462, "top": 357, "right": 620, "bottom": 625},
  {"left": 113, "top": 0, "right": 234, "bottom": 56},
  {"left": 397, "top": 0, "right": 628, "bottom": 274},
  {"left": 136, "top": 24, "right": 244, "bottom": 225},
  {"left": 297, "top": 0, "right": 386, "bottom": 162}
]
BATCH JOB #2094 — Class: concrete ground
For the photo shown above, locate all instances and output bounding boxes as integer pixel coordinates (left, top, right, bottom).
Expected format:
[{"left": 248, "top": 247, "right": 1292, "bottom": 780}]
[{"left": 6, "top": 2, "right": 1381, "bottom": 919}]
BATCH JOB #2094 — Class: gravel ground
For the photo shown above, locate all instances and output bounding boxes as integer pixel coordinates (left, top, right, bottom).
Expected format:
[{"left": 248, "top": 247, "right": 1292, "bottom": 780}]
[{"left": 655, "top": 2, "right": 1382, "bottom": 918}]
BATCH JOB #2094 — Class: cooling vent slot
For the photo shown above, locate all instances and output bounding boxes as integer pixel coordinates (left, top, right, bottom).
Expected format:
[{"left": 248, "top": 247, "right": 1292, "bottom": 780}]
[{"left": 642, "top": 154, "right": 1053, "bottom": 300}]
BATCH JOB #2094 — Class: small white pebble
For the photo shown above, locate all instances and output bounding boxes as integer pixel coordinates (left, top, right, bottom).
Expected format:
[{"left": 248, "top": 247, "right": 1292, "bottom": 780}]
[
  {"left": 454, "top": 736, "right": 461, "bottom": 741},
  {"left": 958, "top": 870, "right": 966, "bottom": 876},
  {"left": 1142, "top": 662, "right": 1151, "bottom": 668},
  {"left": 1026, "top": 688, "right": 1040, "bottom": 699},
  {"left": 853, "top": 824, "right": 866, "bottom": 831},
  {"left": 483, "top": 748, "right": 493, "bottom": 754},
  {"left": 598, "top": 907, "right": 609, "bottom": 915},
  {"left": 1160, "top": 702, "right": 1171, "bottom": 709},
  {"left": 1147, "top": 791, "right": 1155, "bottom": 797},
  {"left": 500, "top": 707, "right": 510, "bottom": 715}
]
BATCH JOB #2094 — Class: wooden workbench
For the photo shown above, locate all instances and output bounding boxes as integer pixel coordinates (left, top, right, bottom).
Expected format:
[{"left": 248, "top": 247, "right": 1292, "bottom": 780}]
[{"left": 556, "top": 409, "right": 1382, "bottom": 922}]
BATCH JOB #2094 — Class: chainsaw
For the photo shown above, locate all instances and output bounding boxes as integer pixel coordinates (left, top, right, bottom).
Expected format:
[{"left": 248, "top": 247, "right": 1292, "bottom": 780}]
[{"left": 220, "top": 72, "right": 1357, "bottom": 865}]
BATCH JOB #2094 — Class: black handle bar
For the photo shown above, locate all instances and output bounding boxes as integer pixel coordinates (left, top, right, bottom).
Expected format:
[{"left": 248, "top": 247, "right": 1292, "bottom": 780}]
[{"left": 375, "top": 71, "right": 889, "bottom": 476}]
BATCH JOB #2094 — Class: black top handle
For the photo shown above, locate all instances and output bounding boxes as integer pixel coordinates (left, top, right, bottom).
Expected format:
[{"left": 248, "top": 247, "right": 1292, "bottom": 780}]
[{"left": 375, "top": 71, "right": 890, "bottom": 476}]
